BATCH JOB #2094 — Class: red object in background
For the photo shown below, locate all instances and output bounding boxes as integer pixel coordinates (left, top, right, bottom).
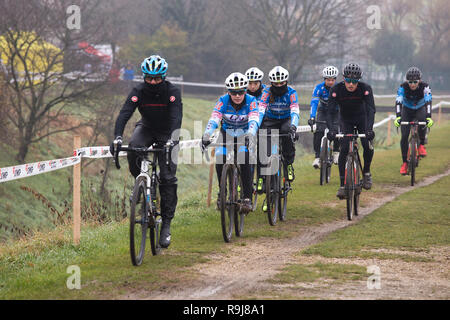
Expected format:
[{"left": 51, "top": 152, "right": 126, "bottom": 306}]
[
  {"left": 108, "top": 65, "right": 120, "bottom": 83},
  {"left": 78, "top": 41, "right": 111, "bottom": 64}
]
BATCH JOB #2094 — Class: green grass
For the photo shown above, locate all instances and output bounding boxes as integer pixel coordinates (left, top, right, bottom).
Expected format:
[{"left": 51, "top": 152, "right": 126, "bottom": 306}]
[{"left": 302, "top": 173, "right": 450, "bottom": 260}]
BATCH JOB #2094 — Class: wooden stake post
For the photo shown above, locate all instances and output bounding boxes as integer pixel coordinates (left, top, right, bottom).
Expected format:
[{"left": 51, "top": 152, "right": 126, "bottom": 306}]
[
  {"left": 387, "top": 112, "right": 392, "bottom": 145},
  {"left": 73, "top": 135, "right": 81, "bottom": 245}
]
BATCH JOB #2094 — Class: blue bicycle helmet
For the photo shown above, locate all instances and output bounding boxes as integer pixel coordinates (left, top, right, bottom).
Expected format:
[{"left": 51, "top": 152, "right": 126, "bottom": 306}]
[{"left": 141, "top": 55, "right": 168, "bottom": 78}]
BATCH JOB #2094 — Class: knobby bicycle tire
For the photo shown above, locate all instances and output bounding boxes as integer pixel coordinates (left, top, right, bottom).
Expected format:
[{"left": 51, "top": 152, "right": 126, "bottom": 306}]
[
  {"left": 220, "top": 164, "right": 235, "bottom": 242},
  {"left": 345, "top": 156, "right": 355, "bottom": 221},
  {"left": 266, "top": 160, "right": 280, "bottom": 226},
  {"left": 279, "top": 160, "right": 289, "bottom": 221},
  {"left": 130, "top": 177, "right": 148, "bottom": 266},
  {"left": 235, "top": 169, "right": 245, "bottom": 237},
  {"left": 410, "top": 137, "right": 417, "bottom": 186},
  {"left": 251, "top": 164, "right": 258, "bottom": 212},
  {"left": 149, "top": 183, "right": 162, "bottom": 256},
  {"left": 319, "top": 137, "right": 329, "bottom": 185}
]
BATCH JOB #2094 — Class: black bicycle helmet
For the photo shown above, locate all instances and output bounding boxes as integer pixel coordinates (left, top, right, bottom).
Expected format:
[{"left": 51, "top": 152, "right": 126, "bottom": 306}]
[
  {"left": 343, "top": 63, "right": 362, "bottom": 79},
  {"left": 406, "top": 67, "right": 422, "bottom": 80}
]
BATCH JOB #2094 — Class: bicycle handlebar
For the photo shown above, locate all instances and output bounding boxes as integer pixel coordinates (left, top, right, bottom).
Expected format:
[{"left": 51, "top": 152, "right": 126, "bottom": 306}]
[
  {"left": 114, "top": 142, "right": 173, "bottom": 170},
  {"left": 400, "top": 121, "right": 427, "bottom": 125},
  {"left": 335, "top": 134, "right": 367, "bottom": 138}
]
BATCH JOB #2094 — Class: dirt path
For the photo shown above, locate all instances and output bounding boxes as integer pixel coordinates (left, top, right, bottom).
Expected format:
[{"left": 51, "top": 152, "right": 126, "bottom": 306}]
[{"left": 122, "top": 169, "right": 450, "bottom": 300}]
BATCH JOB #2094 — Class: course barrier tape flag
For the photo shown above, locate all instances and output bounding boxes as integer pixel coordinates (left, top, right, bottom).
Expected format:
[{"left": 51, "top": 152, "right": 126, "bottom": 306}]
[
  {"left": 0, "top": 156, "right": 80, "bottom": 183},
  {"left": 1, "top": 104, "right": 448, "bottom": 184}
]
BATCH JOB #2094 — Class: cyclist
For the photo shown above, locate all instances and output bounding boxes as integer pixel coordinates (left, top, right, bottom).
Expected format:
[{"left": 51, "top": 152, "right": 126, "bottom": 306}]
[
  {"left": 245, "top": 67, "right": 267, "bottom": 102},
  {"left": 110, "top": 55, "right": 183, "bottom": 249},
  {"left": 326, "top": 63, "right": 376, "bottom": 199},
  {"left": 201, "top": 72, "right": 260, "bottom": 213},
  {"left": 309, "top": 66, "right": 340, "bottom": 168},
  {"left": 394, "top": 67, "right": 433, "bottom": 175},
  {"left": 256, "top": 66, "right": 300, "bottom": 195}
]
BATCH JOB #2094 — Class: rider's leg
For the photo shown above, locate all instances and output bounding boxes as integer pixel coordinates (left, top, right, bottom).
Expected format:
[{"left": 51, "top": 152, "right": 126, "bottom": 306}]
[
  {"left": 400, "top": 108, "right": 413, "bottom": 163},
  {"left": 127, "top": 121, "right": 155, "bottom": 178},
  {"left": 417, "top": 106, "right": 427, "bottom": 146}
]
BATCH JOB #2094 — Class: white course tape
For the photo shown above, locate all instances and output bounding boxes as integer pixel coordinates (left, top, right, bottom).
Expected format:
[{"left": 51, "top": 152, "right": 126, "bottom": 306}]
[{"left": 0, "top": 156, "right": 80, "bottom": 183}]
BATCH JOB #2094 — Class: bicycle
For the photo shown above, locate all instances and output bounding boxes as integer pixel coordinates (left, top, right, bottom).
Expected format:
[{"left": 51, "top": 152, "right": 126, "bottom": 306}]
[
  {"left": 203, "top": 138, "right": 257, "bottom": 243},
  {"left": 400, "top": 120, "right": 427, "bottom": 186},
  {"left": 259, "top": 132, "right": 293, "bottom": 226},
  {"left": 113, "top": 141, "right": 173, "bottom": 266},
  {"left": 336, "top": 128, "right": 371, "bottom": 221},
  {"left": 313, "top": 120, "right": 334, "bottom": 186}
]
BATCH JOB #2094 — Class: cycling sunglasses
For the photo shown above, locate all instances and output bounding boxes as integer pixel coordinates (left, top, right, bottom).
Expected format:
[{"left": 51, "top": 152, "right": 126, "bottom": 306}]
[
  {"left": 228, "top": 90, "right": 247, "bottom": 96},
  {"left": 408, "top": 80, "right": 419, "bottom": 84},
  {"left": 144, "top": 75, "right": 163, "bottom": 81},
  {"left": 344, "top": 77, "right": 360, "bottom": 84}
]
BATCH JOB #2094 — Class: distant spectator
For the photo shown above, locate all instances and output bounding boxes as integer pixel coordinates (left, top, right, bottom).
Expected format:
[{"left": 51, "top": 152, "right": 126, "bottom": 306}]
[{"left": 123, "top": 63, "right": 135, "bottom": 81}]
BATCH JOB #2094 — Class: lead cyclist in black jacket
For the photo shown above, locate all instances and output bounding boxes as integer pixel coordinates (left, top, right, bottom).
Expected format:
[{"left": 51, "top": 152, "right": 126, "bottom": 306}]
[
  {"left": 110, "top": 55, "right": 183, "bottom": 248},
  {"left": 326, "top": 63, "right": 376, "bottom": 199}
]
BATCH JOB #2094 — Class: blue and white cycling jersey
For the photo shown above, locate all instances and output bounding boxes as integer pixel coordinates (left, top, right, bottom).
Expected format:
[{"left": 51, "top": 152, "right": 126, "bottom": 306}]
[
  {"left": 204, "top": 93, "right": 259, "bottom": 137},
  {"left": 310, "top": 81, "right": 332, "bottom": 119},
  {"left": 258, "top": 86, "right": 300, "bottom": 127},
  {"left": 396, "top": 82, "right": 432, "bottom": 113},
  {"left": 254, "top": 84, "right": 268, "bottom": 103}
]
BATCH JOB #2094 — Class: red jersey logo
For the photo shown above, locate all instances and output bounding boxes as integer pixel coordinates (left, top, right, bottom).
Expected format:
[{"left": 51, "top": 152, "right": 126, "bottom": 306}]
[
  {"left": 170, "top": 96, "right": 176, "bottom": 102},
  {"left": 131, "top": 96, "right": 138, "bottom": 102}
]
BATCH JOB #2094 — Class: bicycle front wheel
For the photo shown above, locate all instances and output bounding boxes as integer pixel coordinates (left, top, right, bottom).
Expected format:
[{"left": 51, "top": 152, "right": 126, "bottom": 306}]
[
  {"left": 266, "top": 165, "right": 280, "bottom": 226},
  {"left": 130, "top": 177, "right": 148, "bottom": 266},
  {"left": 410, "top": 138, "right": 417, "bottom": 186},
  {"left": 235, "top": 170, "right": 245, "bottom": 237},
  {"left": 345, "top": 157, "right": 355, "bottom": 221},
  {"left": 220, "top": 164, "right": 235, "bottom": 242},
  {"left": 279, "top": 160, "right": 289, "bottom": 221},
  {"left": 319, "top": 138, "right": 328, "bottom": 186}
]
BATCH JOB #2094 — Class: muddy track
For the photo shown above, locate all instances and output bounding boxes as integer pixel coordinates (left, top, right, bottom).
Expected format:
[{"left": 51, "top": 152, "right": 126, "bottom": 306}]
[{"left": 122, "top": 169, "right": 450, "bottom": 300}]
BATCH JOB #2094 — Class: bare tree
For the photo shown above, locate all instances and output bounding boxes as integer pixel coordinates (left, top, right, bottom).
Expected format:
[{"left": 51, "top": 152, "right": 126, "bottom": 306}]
[
  {"left": 235, "top": 0, "right": 365, "bottom": 80},
  {"left": 0, "top": 0, "right": 107, "bottom": 162}
]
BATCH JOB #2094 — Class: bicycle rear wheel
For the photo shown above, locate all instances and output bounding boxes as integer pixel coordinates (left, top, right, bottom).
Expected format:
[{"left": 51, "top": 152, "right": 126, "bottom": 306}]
[
  {"left": 130, "top": 177, "right": 148, "bottom": 266},
  {"left": 235, "top": 170, "right": 245, "bottom": 237},
  {"left": 266, "top": 164, "right": 280, "bottom": 226},
  {"left": 220, "top": 164, "right": 235, "bottom": 242},
  {"left": 279, "top": 160, "right": 289, "bottom": 221},
  {"left": 345, "top": 157, "right": 355, "bottom": 221},
  {"left": 149, "top": 184, "right": 162, "bottom": 256}
]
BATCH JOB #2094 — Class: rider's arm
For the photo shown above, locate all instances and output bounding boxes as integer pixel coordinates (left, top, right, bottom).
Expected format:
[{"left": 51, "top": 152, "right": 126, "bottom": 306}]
[
  {"left": 204, "top": 97, "right": 225, "bottom": 136},
  {"left": 326, "top": 86, "right": 339, "bottom": 130},
  {"left": 363, "top": 83, "right": 376, "bottom": 130},
  {"left": 395, "top": 86, "right": 404, "bottom": 118},
  {"left": 310, "top": 84, "right": 321, "bottom": 119},
  {"left": 424, "top": 84, "right": 432, "bottom": 118},
  {"left": 114, "top": 89, "right": 140, "bottom": 137},
  {"left": 258, "top": 89, "right": 270, "bottom": 125},
  {"left": 289, "top": 90, "right": 300, "bottom": 127},
  {"left": 248, "top": 98, "right": 259, "bottom": 135},
  {"left": 167, "top": 87, "right": 183, "bottom": 141}
]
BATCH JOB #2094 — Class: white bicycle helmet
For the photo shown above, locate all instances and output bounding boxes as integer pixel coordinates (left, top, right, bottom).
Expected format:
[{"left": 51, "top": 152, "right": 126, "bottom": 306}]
[
  {"left": 225, "top": 72, "right": 249, "bottom": 90},
  {"left": 245, "top": 67, "right": 264, "bottom": 82},
  {"left": 268, "top": 66, "right": 289, "bottom": 83},
  {"left": 322, "top": 65, "right": 338, "bottom": 78}
]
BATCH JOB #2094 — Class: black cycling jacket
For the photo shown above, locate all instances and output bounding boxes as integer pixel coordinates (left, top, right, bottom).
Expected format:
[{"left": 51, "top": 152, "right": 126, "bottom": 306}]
[
  {"left": 326, "top": 81, "right": 376, "bottom": 130},
  {"left": 114, "top": 80, "right": 183, "bottom": 139}
]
